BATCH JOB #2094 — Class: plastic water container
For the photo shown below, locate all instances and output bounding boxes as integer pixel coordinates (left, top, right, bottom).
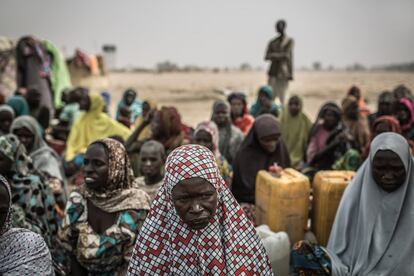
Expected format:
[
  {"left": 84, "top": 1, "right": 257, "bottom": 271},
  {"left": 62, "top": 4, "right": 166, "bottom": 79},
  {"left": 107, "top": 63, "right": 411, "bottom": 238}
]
[
  {"left": 256, "top": 169, "right": 310, "bottom": 244},
  {"left": 312, "top": 170, "right": 355, "bottom": 246},
  {"left": 256, "top": 225, "right": 290, "bottom": 276}
]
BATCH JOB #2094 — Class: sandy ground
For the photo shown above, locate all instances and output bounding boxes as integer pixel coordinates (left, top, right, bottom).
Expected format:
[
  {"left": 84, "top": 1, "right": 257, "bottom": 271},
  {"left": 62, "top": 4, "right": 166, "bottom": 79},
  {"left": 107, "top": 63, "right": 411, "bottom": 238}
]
[{"left": 87, "top": 71, "right": 414, "bottom": 127}]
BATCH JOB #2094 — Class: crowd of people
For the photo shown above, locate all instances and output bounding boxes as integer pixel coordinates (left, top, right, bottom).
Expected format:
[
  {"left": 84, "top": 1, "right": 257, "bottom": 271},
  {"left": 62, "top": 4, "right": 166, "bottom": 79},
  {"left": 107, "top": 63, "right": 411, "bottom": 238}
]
[{"left": 1, "top": 34, "right": 414, "bottom": 275}]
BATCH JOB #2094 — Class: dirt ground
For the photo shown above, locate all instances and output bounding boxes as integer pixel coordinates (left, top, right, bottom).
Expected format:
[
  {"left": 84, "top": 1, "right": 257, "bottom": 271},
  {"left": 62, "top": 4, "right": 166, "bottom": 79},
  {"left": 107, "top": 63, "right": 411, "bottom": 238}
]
[{"left": 90, "top": 71, "right": 414, "bottom": 127}]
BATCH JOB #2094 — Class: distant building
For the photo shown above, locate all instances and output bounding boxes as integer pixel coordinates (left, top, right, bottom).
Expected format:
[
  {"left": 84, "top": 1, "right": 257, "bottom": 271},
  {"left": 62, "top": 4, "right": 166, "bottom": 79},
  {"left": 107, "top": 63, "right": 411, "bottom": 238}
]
[{"left": 102, "top": 44, "right": 117, "bottom": 71}]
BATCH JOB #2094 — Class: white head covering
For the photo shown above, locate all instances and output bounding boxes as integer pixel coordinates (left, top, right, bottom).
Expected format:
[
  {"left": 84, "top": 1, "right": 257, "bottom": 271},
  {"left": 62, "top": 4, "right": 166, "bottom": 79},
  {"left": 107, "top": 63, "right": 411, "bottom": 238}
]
[{"left": 327, "top": 132, "right": 414, "bottom": 275}]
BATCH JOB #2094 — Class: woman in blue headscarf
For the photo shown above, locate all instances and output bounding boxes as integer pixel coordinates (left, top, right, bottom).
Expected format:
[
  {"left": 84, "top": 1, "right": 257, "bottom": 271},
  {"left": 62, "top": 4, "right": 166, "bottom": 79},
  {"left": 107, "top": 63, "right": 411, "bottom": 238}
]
[
  {"left": 250, "top": 85, "right": 279, "bottom": 118},
  {"left": 116, "top": 89, "right": 142, "bottom": 125}
]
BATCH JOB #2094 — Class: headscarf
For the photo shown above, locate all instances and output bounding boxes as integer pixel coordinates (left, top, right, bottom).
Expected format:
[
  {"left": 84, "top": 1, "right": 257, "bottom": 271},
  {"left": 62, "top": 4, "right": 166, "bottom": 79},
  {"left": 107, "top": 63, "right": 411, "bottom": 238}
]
[
  {"left": 0, "top": 175, "right": 53, "bottom": 275},
  {"left": 0, "top": 134, "right": 58, "bottom": 247},
  {"left": 0, "top": 175, "right": 12, "bottom": 236},
  {"left": 1, "top": 228, "right": 54, "bottom": 275},
  {"left": 133, "top": 100, "right": 157, "bottom": 141},
  {"left": 398, "top": 97, "right": 414, "bottom": 131},
  {"left": 0, "top": 105, "right": 15, "bottom": 135},
  {"left": 65, "top": 94, "right": 131, "bottom": 161},
  {"left": 342, "top": 95, "right": 370, "bottom": 150},
  {"left": 250, "top": 85, "right": 279, "bottom": 117},
  {"left": 327, "top": 133, "right": 414, "bottom": 275},
  {"left": 0, "top": 134, "right": 33, "bottom": 176},
  {"left": 10, "top": 116, "right": 63, "bottom": 181},
  {"left": 280, "top": 96, "right": 312, "bottom": 167},
  {"left": 6, "top": 95, "right": 30, "bottom": 117},
  {"left": 194, "top": 121, "right": 220, "bottom": 157},
  {"left": 347, "top": 85, "right": 371, "bottom": 116},
  {"left": 16, "top": 36, "right": 51, "bottom": 79},
  {"left": 153, "top": 106, "right": 184, "bottom": 153},
  {"left": 227, "top": 92, "right": 255, "bottom": 134},
  {"left": 116, "top": 89, "right": 142, "bottom": 123},
  {"left": 231, "top": 114, "right": 291, "bottom": 203},
  {"left": 43, "top": 40, "right": 72, "bottom": 108},
  {"left": 127, "top": 145, "right": 272, "bottom": 275},
  {"left": 81, "top": 138, "right": 150, "bottom": 213}
]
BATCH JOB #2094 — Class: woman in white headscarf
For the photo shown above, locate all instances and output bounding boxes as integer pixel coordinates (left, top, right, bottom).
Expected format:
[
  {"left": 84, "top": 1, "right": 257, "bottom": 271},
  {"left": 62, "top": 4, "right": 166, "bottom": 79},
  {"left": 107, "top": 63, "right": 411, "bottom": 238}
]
[
  {"left": 0, "top": 175, "right": 54, "bottom": 275},
  {"left": 291, "top": 132, "right": 414, "bottom": 275}
]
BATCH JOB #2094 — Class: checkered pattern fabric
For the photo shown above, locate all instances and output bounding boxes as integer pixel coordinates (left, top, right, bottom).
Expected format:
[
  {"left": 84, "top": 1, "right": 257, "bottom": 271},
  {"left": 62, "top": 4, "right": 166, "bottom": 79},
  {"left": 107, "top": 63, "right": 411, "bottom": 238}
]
[{"left": 127, "top": 144, "right": 272, "bottom": 275}]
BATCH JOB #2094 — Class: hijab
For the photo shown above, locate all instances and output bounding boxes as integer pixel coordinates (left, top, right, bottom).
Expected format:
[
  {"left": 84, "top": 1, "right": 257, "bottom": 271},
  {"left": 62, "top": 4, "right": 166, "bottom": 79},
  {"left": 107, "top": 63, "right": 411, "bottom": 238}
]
[
  {"left": 327, "top": 132, "right": 414, "bottom": 275},
  {"left": 227, "top": 92, "right": 254, "bottom": 134},
  {"left": 250, "top": 85, "right": 279, "bottom": 117},
  {"left": 10, "top": 115, "right": 64, "bottom": 181},
  {"left": 342, "top": 95, "right": 370, "bottom": 150},
  {"left": 116, "top": 89, "right": 142, "bottom": 123},
  {"left": 6, "top": 95, "right": 30, "bottom": 117},
  {"left": 65, "top": 94, "right": 131, "bottom": 161},
  {"left": 81, "top": 138, "right": 150, "bottom": 213},
  {"left": 399, "top": 97, "right": 414, "bottom": 131},
  {"left": 231, "top": 114, "right": 291, "bottom": 203},
  {"left": 0, "top": 176, "right": 54, "bottom": 275},
  {"left": 153, "top": 106, "right": 184, "bottom": 153},
  {"left": 194, "top": 121, "right": 220, "bottom": 158},
  {"left": 280, "top": 96, "right": 312, "bottom": 166},
  {"left": 127, "top": 145, "right": 272, "bottom": 275},
  {"left": 0, "top": 105, "right": 15, "bottom": 135}
]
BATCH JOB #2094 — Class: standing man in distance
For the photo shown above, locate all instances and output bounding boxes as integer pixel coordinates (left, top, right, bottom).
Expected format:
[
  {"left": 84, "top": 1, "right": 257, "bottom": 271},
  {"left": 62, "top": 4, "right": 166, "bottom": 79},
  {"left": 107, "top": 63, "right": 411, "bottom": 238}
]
[{"left": 265, "top": 19, "right": 294, "bottom": 106}]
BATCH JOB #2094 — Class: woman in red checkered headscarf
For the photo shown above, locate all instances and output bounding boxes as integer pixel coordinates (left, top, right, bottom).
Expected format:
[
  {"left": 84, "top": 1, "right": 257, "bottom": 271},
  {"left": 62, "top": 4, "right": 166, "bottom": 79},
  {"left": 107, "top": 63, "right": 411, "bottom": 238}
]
[{"left": 127, "top": 144, "right": 272, "bottom": 275}]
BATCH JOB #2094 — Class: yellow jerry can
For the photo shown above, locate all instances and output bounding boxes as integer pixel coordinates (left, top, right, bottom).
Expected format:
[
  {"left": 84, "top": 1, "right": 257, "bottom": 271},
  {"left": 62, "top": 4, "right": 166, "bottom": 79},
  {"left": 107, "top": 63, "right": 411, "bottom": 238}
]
[
  {"left": 255, "top": 169, "right": 310, "bottom": 244},
  {"left": 312, "top": 170, "right": 355, "bottom": 246}
]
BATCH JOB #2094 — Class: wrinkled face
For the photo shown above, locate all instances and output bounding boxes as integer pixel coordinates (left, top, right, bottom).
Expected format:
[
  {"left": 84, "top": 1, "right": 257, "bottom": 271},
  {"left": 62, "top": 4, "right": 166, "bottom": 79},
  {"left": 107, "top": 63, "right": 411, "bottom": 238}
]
[
  {"left": 0, "top": 184, "right": 9, "bottom": 231},
  {"left": 140, "top": 146, "right": 164, "bottom": 178},
  {"left": 230, "top": 98, "right": 244, "bottom": 117},
  {"left": 194, "top": 130, "right": 214, "bottom": 152},
  {"left": 372, "top": 150, "right": 406, "bottom": 193},
  {"left": 0, "top": 111, "right": 13, "bottom": 134},
  {"left": 259, "top": 91, "right": 271, "bottom": 108},
  {"left": 79, "top": 94, "right": 91, "bottom": 111},
  {"left": 83, "top": 143, "right": 109, "bottom": 191},
  {"left": 172, "top": 177, "right": 218, "bottom": 230},
  {"left": 344, "top": 101, "right": 359, "bottom": 120},
  {"left": 13, "top": 127, "right": 35, "bottom": 153},
  {"left": 212, "top": 105, "right": 230, "bottom": 127},
  {"left": 26, "top": 89, "right": 41, "bottom": 107},
  {"left": 288, "top": 97, "right": 301, "bottom": 117},
  {"left": 322, "top": 110, "right": 339, "bottom": 130},
  {"left": 396, "top": 104, "right": 410, "bottom": 125},
  {"left": 0, "top": 151, "right": 12, "bottom": 175},
  {"left": 373, "top": 122, "right": 392, "bottom": 137},
  {"left": 259, "top": 134, "right": 280, "bottom": 153}
]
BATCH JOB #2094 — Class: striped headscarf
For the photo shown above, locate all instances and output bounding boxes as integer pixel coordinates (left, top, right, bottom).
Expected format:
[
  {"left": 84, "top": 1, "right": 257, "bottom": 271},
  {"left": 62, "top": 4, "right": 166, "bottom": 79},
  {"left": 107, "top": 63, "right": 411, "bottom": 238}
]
[{"left": 127, "top": 144, "right": 272, "bottom": 275}]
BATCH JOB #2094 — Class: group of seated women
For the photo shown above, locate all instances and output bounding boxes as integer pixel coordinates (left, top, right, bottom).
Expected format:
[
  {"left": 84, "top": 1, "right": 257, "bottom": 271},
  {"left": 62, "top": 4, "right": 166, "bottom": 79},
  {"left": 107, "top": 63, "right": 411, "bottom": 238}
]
[{"left": 0, "top": 82, "right": 413, "bottom": 275}]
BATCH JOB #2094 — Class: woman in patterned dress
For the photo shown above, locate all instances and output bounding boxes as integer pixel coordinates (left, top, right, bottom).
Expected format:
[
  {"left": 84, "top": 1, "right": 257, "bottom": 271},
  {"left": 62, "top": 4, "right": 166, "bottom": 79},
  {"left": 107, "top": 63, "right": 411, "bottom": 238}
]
[
  {"left": 59, "top": 138, "right": 150, "bottom": 275},
  {"left": 127, "top": 144, "right": 272, "bottom": 275}
]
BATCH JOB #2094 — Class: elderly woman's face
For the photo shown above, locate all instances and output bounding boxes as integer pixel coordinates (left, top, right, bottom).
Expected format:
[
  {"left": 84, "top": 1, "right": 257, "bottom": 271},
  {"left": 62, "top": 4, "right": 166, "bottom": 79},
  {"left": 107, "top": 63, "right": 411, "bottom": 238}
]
[
  {"left": 372, "top": 150, "right": 406, "bottom": 192},
  {"left": 0, "top": 184, "right": 9, "bottom": 231},
  {"left": 83, "top": 143, "right": 109, "bottom": 191},
  {"left": 172, "top": 177, "right": 217, "bottom": 230}
]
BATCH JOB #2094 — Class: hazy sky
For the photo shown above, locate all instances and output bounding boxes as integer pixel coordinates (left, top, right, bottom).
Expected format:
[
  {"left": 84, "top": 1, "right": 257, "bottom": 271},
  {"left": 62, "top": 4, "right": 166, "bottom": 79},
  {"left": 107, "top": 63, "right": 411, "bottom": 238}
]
[{"left": 1, "top": 0, "right": 413, "bottom": 69}]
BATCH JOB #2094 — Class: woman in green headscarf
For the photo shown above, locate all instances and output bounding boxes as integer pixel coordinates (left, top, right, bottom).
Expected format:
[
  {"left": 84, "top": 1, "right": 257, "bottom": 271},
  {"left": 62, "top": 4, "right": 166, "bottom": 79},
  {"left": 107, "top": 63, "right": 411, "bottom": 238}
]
[{"left": 280, "top": 95, "right": 312, "bottom": 168}]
